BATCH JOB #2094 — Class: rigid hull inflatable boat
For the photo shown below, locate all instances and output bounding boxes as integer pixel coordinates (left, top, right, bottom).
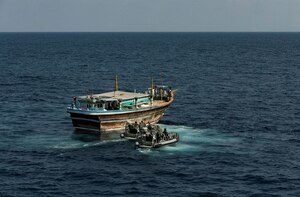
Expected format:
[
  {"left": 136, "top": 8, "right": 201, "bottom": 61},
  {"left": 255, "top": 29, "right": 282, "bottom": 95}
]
[{"left": 120, "top": 122, "right": 179, "bottom": 148}]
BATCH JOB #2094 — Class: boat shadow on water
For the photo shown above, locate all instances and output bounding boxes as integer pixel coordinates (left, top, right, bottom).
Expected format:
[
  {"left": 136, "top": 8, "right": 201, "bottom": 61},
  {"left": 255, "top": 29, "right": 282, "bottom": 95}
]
[{"left": 71, "top": 129, "right": 123, "bottom": 142}]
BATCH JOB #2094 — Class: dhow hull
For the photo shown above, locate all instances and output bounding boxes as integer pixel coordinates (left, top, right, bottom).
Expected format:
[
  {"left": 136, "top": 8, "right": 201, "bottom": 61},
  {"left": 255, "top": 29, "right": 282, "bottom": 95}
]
[{"left": 69, "top": 105, "right": 170, "bottom": 132}]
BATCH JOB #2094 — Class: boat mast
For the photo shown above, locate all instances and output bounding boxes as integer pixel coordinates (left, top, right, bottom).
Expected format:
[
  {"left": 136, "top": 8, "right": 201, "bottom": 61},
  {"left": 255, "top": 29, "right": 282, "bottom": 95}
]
[{"left": 114, "top": 74, "right": 118, "bottom": 97}]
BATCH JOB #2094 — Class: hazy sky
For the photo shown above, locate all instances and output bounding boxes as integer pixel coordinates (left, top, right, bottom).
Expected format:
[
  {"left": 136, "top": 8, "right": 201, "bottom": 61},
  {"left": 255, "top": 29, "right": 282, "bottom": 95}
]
[{"left": 0, "top": 0, "right": 300, "bottom": 32}]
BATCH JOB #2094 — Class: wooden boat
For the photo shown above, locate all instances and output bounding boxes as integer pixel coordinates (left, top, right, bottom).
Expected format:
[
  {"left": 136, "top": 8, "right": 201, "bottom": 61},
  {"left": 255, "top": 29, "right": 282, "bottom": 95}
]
[{"left": 67, "top": 77, "right": 176, "bottom": 133}]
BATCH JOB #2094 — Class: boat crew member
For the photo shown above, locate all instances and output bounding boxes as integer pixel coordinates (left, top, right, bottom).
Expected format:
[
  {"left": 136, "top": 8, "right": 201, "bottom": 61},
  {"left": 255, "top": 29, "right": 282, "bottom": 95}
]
[
  {"left": 163, "top": 128, "right": 168, "bottom": 139},
  {"left": 167, "top": 90, "right": 172, "bottom": 101},
  {"left": 156, "top": 131, "right": 160, "bottom": 142},
  {"left": 72, "top": 97, "right": 77, "bottom": 108},
  {"left": 147, "top": 122, "right": 152, "bottom": 130},
  {"left": 140, "top": 121, "right": 146, "bottom": 128}
]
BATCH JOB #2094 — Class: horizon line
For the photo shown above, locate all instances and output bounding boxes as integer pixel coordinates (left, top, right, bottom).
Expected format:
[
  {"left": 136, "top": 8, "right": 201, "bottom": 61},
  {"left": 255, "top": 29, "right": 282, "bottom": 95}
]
[{"left": 1, "top": 31, "right": 300, "bottom": 33}]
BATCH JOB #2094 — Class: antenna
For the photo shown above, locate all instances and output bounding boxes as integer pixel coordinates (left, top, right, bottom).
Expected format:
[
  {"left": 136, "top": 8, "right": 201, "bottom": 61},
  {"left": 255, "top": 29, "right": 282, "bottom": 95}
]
[
  {"left": 151, "top": 78, "right": 154, "bottom": 92},
  {"left": 87, "top": 64, "right": 90, "bottom": 96},
  {"left": 160, "top": 70, "right": 163, "bottom": 86},
  {"left": 150, "top": 78, "right": 154, "bottom": 106}
]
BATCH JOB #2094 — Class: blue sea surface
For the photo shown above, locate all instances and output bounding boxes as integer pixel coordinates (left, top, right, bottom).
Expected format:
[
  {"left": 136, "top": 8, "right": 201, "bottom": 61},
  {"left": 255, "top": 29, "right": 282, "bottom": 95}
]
[{"left": 0, "top": 33, "right": 300, "bottom": 196}]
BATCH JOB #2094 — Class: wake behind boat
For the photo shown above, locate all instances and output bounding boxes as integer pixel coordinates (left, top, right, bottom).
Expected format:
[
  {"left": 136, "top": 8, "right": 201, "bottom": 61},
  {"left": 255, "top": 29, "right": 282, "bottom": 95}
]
[{"left": 67, "top": 76, "right": 176, "bottom": 132}]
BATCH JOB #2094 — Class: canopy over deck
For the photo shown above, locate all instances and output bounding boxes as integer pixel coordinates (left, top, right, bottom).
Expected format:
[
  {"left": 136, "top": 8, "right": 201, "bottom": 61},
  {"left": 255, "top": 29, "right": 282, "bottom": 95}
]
[{"left": 78, "top": 91, "right": 149, "bottom": 101}]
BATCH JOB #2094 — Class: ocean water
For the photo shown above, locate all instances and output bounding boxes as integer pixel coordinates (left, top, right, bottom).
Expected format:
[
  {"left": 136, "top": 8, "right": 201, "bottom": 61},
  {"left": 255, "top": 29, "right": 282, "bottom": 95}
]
[{"left": 0, "top": 33, "right": 300, "bottom": 196}]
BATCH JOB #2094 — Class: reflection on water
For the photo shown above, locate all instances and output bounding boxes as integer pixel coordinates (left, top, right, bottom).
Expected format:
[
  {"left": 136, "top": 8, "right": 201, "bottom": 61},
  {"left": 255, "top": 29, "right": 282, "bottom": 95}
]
[{"left": 72, "top": 129, "right": 122, "bottom": 142}]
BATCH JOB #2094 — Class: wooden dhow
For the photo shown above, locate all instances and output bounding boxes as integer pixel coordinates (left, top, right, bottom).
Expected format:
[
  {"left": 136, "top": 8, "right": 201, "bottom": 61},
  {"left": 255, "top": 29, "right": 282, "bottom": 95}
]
[{"left": 67, "top": 77, "right": 176, "bottom": 133}]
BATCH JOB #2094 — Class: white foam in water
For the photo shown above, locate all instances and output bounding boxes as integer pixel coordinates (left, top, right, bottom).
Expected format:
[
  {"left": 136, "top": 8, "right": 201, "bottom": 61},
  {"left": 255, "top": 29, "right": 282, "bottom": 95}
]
[
  {"left": 17, "top": 125, "right": 240, "bottom": 153},
  {"left": 138, "top": 124, "right": 241, "bottom": 154}
]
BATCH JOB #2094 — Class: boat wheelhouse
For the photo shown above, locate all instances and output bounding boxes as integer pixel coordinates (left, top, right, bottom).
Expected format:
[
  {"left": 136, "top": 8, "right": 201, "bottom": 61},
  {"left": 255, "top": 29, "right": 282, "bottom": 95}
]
[{"left": 67, "top": 85, "right": 176, "bottom": 132}]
